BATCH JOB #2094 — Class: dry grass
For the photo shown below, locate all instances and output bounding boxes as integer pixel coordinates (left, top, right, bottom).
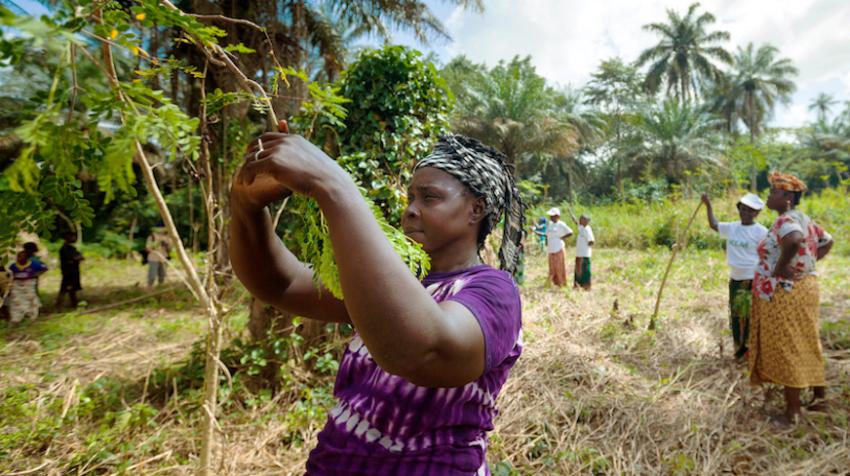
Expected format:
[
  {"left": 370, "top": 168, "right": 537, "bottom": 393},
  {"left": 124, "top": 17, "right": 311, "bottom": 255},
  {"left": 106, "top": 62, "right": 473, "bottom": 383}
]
[
  {"left": 1, "top": 249, "right": 848, "bottom": 475},
  {"left": 486, "top": 248, "right": 850, "bottom": 475}
]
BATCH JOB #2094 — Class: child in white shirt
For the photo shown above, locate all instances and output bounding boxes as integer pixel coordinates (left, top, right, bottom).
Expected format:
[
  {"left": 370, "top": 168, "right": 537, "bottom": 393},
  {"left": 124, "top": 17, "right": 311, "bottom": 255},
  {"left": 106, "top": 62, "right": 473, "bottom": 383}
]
[{"left": 701, "top": 193, "right": 768, "bottom": 359}]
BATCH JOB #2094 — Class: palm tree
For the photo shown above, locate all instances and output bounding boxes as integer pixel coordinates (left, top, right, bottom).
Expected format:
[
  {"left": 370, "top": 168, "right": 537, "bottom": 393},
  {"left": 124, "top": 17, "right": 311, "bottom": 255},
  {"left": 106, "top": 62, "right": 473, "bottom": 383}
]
[
  {"left": 636, "top": 99, "right": 721, "bottom": 184},
  {"left": 729, "top": 42, "right": 797, "bottom": 190},
  {"left": 584, "top": 57, "right": 646, "bottom": 197},
  {"left": 446, "top": 56, "right": 600, "bottom": 177},
  {"left": 809, "top": 92, "right": 837, "bottom": 123},
  {"left": 447, "top": 56, "right": 578, "bottom": 169},
  {"left": 704, "top": 76, "right": 740, "bottom": 135},
  {"left": 636, "top": 2, "right": 732, "bottom": 104}
]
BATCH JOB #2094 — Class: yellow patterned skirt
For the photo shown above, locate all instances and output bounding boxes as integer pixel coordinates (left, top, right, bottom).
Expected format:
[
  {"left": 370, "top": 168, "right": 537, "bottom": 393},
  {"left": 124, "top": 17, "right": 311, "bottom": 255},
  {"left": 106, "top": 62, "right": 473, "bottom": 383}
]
[{"left": 748, "top": 276, "right": 825, "bottom": 388}]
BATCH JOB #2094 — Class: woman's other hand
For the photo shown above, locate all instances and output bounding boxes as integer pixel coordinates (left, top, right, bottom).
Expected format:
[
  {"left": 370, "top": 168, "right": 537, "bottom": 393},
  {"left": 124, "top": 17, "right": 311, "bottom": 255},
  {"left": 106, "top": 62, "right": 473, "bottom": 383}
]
[{"left": 774, "top": 263, "right": 798, "bottom": 280}]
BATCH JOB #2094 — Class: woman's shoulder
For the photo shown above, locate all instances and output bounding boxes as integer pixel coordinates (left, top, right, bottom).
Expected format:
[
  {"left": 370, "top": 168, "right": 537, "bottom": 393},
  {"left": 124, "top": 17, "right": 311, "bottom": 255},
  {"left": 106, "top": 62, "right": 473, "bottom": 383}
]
[
  {"left": 468, "top": 264, "right": 519, "bottom": 285},
  {"left": 425, "top": 264, "right": 519, "bottom": 302}
]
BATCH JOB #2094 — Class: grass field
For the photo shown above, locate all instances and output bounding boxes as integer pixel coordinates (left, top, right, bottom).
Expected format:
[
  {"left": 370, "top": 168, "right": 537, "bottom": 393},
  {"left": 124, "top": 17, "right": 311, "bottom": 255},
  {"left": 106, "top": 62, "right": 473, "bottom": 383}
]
[{"left": 1, "top": 247, "right": 848, "bottom": 475}]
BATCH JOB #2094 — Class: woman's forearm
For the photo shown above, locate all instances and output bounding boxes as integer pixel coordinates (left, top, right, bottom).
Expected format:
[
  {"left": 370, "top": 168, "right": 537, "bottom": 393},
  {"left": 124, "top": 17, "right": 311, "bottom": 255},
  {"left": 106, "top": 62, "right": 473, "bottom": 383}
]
[
  {"left": 775, "top": 232, "right": 802, "bottom": 278},
  {"left": 314, "top": 179, "right": 448, "bottom": 377},
  {"left": 229, "top": 196, "right": 299, "bottom": 307},
  {"left": 816, "top": 240, "right": 833, "bottom": 260},
  {"left": 704, "top": 203, "right": 718, "bottom": 231}
]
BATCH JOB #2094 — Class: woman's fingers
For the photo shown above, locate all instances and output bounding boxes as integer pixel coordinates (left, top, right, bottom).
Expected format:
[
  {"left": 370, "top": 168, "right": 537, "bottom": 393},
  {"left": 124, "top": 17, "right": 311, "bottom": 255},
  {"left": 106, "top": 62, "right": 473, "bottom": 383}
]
[
  {"left": 246, "top": 132, "right": 293, "bottom": 154},
  {"left": 237, "top": 148, "right": 272, "bottom": 184},
  {"left": 241, "top": 155, "right": 282, "bottom": 186}
]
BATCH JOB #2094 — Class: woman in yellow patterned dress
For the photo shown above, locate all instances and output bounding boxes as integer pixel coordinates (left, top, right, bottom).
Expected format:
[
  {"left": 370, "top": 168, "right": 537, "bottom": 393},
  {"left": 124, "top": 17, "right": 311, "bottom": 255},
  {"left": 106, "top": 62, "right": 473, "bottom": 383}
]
[{"left": 749, "top": 172, "right": 834, "bottom": 426}]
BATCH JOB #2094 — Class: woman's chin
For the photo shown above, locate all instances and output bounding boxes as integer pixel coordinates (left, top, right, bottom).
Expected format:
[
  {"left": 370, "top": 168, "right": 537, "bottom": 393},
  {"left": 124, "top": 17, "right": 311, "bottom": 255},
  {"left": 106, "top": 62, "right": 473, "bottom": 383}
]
[{"left": 405, "top": 231, "right": 425, "bottom": 242}]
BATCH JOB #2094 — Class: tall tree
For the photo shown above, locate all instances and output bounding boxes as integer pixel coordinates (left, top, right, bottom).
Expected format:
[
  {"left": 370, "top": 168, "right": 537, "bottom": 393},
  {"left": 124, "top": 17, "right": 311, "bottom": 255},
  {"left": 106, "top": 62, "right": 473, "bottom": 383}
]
[
  {"left": 729, "top": 42, "right": 797, "bottom": 190},
  {"left": 636, "top": 2, "right": 732, "bottom": 104},
  {"left": 584, "top": 57, "right": 646, "bottom": 198},
  {"left": 809, "top": 92, "right": 837, "bottom": 123}
]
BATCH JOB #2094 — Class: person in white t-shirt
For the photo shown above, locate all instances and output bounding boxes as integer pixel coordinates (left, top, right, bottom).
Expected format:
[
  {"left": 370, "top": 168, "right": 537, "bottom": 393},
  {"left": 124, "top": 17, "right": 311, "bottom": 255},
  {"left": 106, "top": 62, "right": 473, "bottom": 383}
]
[
  {"left": 572, "top": 215, "right": 595, "bottom": 290},
  {"left": 545, "top": 208, "right": 572, "bottom": 286},
  {"left": 701, "top": 192, "right": 768, "bottom": 359}
]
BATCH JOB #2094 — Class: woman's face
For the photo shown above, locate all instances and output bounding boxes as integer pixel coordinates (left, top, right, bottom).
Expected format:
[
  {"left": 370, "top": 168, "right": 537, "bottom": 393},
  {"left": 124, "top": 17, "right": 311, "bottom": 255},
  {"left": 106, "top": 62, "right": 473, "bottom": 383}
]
[
  {"left": 766, "top": 187, "right": 792, "bottom": 212},
  {"left": 402, "top": 167, "right": 483, "bottom": 254},
  {"left": 16, "top": 251, "right": 27, "bottom": 265}
]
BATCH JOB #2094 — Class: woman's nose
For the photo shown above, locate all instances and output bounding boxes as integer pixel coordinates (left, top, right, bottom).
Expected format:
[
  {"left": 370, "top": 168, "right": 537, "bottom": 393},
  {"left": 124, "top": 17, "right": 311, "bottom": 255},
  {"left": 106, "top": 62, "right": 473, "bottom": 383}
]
[{"left": 404, "top": 201, "right": 419, "bottom": 218}]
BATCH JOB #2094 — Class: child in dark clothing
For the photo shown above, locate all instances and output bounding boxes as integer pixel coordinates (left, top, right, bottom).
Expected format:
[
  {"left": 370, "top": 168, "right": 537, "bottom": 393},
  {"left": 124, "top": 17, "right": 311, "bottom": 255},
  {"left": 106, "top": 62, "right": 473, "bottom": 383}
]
[{"left": 56, "top": 232, "right": 84, "bottom": 308}]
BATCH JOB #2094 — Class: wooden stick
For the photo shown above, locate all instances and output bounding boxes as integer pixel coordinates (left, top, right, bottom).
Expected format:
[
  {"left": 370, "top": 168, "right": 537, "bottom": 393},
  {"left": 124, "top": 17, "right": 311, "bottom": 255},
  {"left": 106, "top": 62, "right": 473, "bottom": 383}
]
[
  {"left": 649, "top": 201, "right": 703, "bottom": 331},
  {"left": 77, "top": 287, "right": 178, "bottom": 315}
]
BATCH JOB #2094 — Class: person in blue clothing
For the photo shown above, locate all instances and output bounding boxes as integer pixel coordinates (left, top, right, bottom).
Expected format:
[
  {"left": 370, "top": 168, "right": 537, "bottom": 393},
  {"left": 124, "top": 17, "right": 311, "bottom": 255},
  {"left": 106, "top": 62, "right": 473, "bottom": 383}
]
[
  {"left": 532, "top": 217, "right": 547, "bottom": 253},
  {"left": 8, "top": 246, "right": 48, "bottom": 324}
]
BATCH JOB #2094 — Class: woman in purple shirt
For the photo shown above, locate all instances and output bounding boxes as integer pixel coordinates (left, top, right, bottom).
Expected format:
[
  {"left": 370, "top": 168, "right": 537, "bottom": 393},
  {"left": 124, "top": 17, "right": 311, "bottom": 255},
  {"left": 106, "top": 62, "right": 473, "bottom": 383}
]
[{"left": 230, "top": 131, "right": 524, "bottom": 475}]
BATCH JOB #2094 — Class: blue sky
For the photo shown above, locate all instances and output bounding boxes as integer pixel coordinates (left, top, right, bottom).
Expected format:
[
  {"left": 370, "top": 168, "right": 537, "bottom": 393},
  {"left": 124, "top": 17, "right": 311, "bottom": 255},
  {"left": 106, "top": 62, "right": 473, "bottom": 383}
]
[{"left": 13, "top": 0, "right": 849, "bottom": 128}]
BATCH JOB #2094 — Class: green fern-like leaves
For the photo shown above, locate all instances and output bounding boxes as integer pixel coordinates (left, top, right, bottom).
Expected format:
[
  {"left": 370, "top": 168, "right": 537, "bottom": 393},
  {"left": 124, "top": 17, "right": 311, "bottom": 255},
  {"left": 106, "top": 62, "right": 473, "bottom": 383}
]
[{"left": 288, "top": 190, "right": 429, "bottom": 300}]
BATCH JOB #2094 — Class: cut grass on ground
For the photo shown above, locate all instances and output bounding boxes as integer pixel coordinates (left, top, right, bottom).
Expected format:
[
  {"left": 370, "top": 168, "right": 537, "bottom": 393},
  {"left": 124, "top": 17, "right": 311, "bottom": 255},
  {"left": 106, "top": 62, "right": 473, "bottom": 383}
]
[{"left": 1, "top": 250, "right": 848, "bottom": 475}]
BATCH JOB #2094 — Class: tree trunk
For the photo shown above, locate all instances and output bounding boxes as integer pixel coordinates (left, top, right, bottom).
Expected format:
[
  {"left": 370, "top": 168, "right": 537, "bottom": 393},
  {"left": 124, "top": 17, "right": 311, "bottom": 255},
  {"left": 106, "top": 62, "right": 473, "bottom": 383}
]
[
  {"left": 127, "top": 215, "right": 137, "bottom": 259},
  {"left": 748, "top": 94, "right": 757, "bottom": 192},
  {"left": 615, "top": 120, "right": 623, "bottom": 200}
]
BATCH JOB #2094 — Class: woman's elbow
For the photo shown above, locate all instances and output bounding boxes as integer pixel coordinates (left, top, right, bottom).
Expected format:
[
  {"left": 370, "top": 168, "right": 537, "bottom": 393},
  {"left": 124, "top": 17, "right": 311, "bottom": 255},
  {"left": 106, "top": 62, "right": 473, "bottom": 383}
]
[{"left": 373, "top": 349, "right": 462, "bottom": 387}]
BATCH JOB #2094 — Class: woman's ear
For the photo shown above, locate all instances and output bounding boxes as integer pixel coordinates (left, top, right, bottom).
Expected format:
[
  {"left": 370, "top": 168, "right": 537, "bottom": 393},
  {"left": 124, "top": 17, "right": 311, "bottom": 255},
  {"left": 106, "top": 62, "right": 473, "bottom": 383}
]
[{"left": 470, "top": 195, "right": 487, "bottom": 224}]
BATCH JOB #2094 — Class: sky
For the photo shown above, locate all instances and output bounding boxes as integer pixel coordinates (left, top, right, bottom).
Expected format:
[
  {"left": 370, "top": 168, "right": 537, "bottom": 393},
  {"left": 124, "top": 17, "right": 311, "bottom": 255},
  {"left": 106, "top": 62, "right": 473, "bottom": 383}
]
[
  {"left": 12, "top": 0, "right": 849, "bottom": 128},
  {"left": 388, "top": 0, "right": 850, "bottom": 129}
]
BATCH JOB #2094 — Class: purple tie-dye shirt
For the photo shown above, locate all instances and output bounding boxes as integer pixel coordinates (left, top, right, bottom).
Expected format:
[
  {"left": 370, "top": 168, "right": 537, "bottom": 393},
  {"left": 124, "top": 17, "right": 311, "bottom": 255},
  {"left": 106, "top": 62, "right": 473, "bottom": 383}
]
[{"left": 305, "top": 264, "right": 523, "bottom": 476}]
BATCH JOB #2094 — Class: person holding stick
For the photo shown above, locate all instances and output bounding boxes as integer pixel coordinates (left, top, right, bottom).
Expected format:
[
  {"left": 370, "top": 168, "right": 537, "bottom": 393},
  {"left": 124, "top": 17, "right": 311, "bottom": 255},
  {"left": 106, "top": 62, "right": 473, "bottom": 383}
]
[
  {"left": 701, "top": 192, "right": 767, "bottom": 359},
  {"left": 230, "top": 128, "right": 524, "bottom": 475},
  {"left": 749, "top": 172, "right": 834, "bottom": 427}
]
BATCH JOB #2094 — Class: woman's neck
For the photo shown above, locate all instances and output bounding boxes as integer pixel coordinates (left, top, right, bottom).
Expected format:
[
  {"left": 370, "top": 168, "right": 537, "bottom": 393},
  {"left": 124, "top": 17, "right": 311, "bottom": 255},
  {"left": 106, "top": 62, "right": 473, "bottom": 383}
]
[{"left": 429, "top": 249, "right": 482, "bottom": 273}]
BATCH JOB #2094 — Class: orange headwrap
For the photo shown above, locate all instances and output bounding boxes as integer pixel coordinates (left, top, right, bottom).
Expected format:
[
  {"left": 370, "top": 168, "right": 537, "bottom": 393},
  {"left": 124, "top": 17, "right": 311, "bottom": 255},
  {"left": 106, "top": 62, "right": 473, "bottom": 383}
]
[{"left": 768, "top": 171, "right": 807, "bottom": 192}]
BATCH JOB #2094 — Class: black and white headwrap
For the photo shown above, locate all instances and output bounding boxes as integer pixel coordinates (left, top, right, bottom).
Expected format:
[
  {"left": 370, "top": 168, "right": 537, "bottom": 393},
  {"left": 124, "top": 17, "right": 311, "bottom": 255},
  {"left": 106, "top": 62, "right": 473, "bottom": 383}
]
[{"left": 414, "top": 134, "right": 525, "bottom": 274}]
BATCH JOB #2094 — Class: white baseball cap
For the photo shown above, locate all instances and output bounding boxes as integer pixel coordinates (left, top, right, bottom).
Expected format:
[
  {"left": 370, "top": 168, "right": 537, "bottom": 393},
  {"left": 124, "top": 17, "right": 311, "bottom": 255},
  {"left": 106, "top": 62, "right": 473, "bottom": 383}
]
[
  {"left": 739, "top": 193, "right": 765, "bottom": 211},
  {"left": 547, "top": 207, "right": 561, "bottom": 216}
]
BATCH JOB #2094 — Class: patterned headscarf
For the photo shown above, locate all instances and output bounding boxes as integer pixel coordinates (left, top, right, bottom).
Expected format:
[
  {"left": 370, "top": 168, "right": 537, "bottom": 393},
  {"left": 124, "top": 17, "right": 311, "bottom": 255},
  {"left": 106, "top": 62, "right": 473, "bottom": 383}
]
[
  {"left": 414, "top": 134, "right": 525, "bottom": 274},
  {"left": 768, "top": 171, "right": 808, "bottom": 192}
]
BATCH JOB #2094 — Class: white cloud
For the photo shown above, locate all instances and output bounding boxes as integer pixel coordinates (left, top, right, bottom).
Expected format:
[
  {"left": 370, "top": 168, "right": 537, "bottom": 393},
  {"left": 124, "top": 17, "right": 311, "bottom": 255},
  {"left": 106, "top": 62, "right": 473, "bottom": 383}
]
[{"left": 440, "top": 0, "right": 850, "bottom": 127}]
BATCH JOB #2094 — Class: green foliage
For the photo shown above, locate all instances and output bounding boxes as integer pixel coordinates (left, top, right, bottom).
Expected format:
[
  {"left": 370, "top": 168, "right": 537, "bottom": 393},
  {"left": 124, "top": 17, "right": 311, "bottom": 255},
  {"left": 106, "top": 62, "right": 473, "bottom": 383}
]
[
  {"left": 275, "top": 47, "right": 443, "bottom": 298},
  {"left": 634, "top": 99, "right": 722, "bottom": 182},
  {"left": 0, "top": 385, "right": 64, "bottom": 459},
  {"left": 729, "top": 43, "right": 798, "bottom": 140},
  {"left": 287, "top": 191, "right": 430, "bottom": 300},
  {"left": 635, "top": 2, "right": 732, "bottom": 102},
  {"left": 822, "top": 320, "right": 850, "bottom": 350},
  {"left": 0, "top": 181, "right": 54, "bottom": 255},
  {"left": 443, "top": 55, "right": 599, "bottom": 177},
  {"left": 1, "top": 4, "right": 201, "bottom": 258},
  {"left": 336, "top": 45, "right": 452, "bottom": 224}
]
